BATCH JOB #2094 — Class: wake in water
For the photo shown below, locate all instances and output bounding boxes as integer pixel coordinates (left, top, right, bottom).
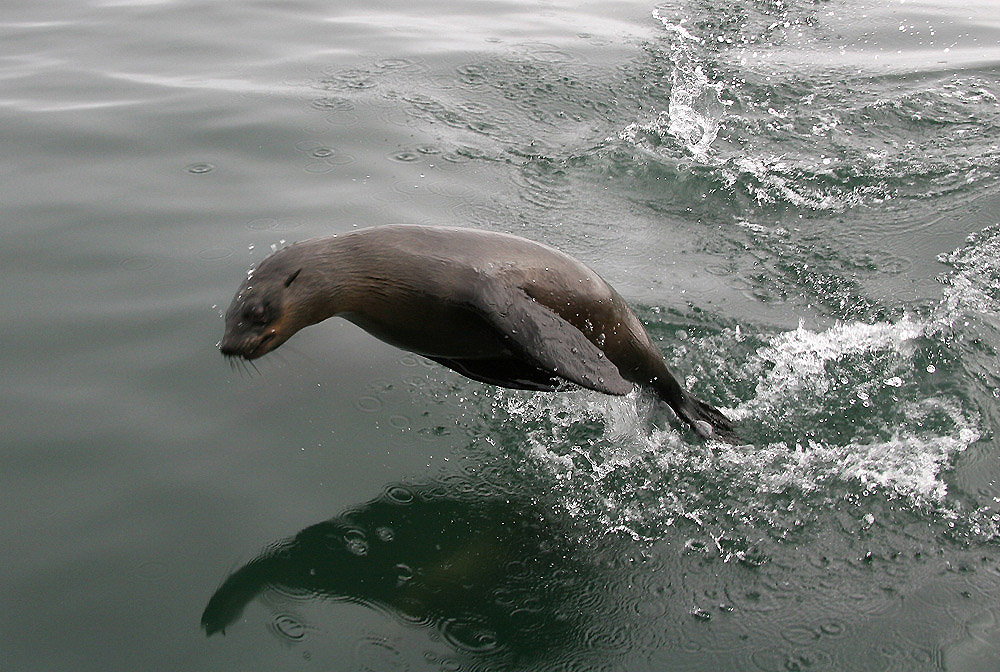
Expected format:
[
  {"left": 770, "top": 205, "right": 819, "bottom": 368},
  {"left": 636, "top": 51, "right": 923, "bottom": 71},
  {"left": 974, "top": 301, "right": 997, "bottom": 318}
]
[
  {"left": 300, "top": 0, "right": 1000, "bottom": 556},
  {"left": 936, "top": 223, "right": 1000, "bottom": 321},
  {"left": 615, "top": 3, "right": 1000, "bottom": 214},
  {"left": 620, "top": 9, "right": 725, "bottom": 161},
  {"left": 443, "top": 225, "right": 999, "bottom": 556}
]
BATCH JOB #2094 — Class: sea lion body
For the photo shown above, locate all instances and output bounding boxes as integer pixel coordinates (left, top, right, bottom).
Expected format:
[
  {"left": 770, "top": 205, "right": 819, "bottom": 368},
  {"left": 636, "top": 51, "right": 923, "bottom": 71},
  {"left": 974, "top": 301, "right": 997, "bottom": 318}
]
[{"left": 221, "top": 225, "right": 737, "bottom": 441}]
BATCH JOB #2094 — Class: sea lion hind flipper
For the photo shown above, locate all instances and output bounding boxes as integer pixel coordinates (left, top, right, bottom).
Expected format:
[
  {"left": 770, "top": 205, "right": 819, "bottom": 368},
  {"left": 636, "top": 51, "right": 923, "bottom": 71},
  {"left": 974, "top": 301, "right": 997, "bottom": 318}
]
[
  {"left": 675, "top": 393, "right": 742, "bottom": 444},
  {"left": 470, "top": 285, "right": 633, "bottom": 396},
  {"left": 426, "top": 356, "right": 560, "bottom": 392}
]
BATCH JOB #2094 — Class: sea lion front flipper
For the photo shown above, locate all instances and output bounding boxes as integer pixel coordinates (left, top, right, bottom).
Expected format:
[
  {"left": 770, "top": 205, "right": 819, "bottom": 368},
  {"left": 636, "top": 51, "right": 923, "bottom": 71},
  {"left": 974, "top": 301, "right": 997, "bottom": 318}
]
[{"left": 470, "top": 284, "right": 633, "bottom": 396}]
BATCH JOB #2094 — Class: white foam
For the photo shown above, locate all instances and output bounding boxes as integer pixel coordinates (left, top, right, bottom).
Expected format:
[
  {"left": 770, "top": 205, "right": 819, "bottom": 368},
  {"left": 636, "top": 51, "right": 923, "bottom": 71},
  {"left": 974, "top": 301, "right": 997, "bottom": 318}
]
[
  {"left": 723, "top": 398, "right": 976, "bottom": 502},
  {"left": 618, "top": 9, "right": 725, "bottom": 161},
  {"left": 494, "top": 309, "right": 973, "bottom": 505},
  {"left": 736, "top": 317, "right": 925, "bottom": 412},
  {"left": 934, "top": 224, "right": 1000, "bottom": 325},
  {"left": 463, "top": 226, "right": 996, "bottom": 534},
  {"left": 499, "top": 388, "right": 660, "bottom": 480},
  {"left": 651, "top": 9, "right": 702, "bottom": 44}
]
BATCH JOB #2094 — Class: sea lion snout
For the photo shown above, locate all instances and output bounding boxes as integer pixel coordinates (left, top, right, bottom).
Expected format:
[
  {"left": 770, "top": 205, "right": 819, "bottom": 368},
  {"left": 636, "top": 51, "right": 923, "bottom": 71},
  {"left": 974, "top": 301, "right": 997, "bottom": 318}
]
[
  {"left": 220, "top": 297, "right": 266, "bottom": 359},
  {"left": 220, "top": 308, "right": 296, "bottom": 360},
  {"left": 219, "top": 329, "right": 275, "bottom": 360},
  {"left": 221, "top": 261, "right": 303, "bottom": 359},
  {"left": 220, "top": 295, "right": 287, "bottom": 360}
]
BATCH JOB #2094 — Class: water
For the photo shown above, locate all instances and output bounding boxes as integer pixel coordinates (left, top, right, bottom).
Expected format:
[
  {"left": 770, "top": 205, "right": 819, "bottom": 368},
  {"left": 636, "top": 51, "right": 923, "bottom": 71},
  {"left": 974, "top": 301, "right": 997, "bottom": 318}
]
[{"left": 2, "top": 0, "right": 999, "bottom": 669}]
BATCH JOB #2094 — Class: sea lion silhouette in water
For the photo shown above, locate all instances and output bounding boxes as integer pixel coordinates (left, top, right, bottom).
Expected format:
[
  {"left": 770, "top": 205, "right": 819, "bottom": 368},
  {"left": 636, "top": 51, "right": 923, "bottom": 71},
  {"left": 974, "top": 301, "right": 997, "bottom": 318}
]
[{"left": 220, "top": 225, "right": 738, "bottom": 442}]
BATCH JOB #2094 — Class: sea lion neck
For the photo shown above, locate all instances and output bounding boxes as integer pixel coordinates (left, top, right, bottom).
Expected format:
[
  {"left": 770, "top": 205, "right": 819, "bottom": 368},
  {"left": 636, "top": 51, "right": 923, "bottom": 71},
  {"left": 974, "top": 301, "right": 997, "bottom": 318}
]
[{"left": 279, "top": 234, "right": 373, "bottom": 322}]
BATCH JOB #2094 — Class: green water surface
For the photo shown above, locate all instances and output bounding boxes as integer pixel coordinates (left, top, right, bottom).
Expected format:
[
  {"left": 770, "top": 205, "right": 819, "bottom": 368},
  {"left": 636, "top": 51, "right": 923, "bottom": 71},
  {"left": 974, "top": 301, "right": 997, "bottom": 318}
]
[{"left": 3, "top": 0, "right": 1000, "bottom": 670}]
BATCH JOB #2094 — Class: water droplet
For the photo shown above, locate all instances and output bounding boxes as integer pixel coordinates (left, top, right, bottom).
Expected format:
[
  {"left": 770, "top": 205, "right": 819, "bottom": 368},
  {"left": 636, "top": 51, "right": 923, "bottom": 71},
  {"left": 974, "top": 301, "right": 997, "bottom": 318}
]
[
  {"left": 395, "top": 563, "right": 414, "bottom": 583},
  {"left": 690, "top": 606, "right": 711, "bottom": 621},
  {"left": 441, "top": 617, "right": 501, "bottom": 653},
  {"left": 389, "top": 150, "right": 421, "bottom": 162},
  {"left": 388, "top": 414, "right": 410, "bottom": 429},
  {"left": 819, "top": 619, "right": 847, "bottom": 637},
  {"left": 344, "top": 528, "right": 368, "bottom": 556},
  {"left": 357, "top": 396, "right": 383, "bottom": 412},
  {"left": 186, "top": 162, "right": 214, "bottom": 174},
  {"left": 247, "top": 218, "right": 278, "bottom": 232},
  {"left": 354, "top": 635, "right": 404, "bottom": 670},
  {"left": 134, "top": 561, "right": 168, "bottom": 581},
  {"left": 271, "top": 614, "right": 307, "bottom": 641},
  {"left": 376, "top": 57, "right": 421, "bottom": 70},
  {"left": 311, "top": 96, "right": 353, "bottom": 111},
  {"left": 120, "top": 255, "right": 157, "bottom": 271},
  {"left": 384, "top": 485, "right": 414, "bottom": 504},
  {"left": 197, "top": 247, "right": 233, "bottom": 260},
  {"left": 781, "top": 624, "right": 820, "bottom": 645}
]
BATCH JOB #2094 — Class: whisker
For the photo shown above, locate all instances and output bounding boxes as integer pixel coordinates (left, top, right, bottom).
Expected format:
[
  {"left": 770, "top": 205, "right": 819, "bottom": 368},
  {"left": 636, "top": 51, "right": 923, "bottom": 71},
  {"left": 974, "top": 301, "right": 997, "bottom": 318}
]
[{"left": 229, "top": 356, "right": 248, "bottom": 379}]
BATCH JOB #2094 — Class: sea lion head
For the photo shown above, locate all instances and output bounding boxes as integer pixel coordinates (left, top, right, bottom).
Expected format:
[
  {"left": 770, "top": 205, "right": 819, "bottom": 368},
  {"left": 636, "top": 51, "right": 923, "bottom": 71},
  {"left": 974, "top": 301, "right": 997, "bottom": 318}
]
[{"left": 219, "top": 247, "right": 308, "bottom": 360}]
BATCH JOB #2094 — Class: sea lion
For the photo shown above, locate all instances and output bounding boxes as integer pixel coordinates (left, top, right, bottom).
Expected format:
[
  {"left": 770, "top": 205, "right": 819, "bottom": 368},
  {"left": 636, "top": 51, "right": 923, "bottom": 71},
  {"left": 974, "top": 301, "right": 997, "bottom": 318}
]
[{"left": 220, "top": 225, "right": 738, "bottom": 442}]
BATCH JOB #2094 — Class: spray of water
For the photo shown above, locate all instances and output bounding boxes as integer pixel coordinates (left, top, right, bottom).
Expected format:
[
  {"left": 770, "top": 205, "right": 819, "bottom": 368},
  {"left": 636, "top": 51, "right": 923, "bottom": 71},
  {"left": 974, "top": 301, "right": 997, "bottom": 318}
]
[
  {"left": 619, "top": 10, "right": 726, "bottom": 161},
  {"left": 452, "top": 225, "right": 998, "bottom": 549}
]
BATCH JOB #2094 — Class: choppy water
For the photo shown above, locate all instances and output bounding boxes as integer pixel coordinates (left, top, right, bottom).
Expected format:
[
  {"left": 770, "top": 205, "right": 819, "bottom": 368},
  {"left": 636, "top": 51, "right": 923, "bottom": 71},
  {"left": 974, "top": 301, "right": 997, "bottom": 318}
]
[{"left": 3, "top": 0, "right": 999, "bottom": 670}]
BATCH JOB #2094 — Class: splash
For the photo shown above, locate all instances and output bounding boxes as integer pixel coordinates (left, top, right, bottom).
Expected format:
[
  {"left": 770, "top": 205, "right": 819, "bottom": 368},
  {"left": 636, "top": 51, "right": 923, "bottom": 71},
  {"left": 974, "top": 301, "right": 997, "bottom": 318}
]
[
  {"left": 616, "top": 6, "right": 1000, "bottom": 213},
  {"left": 738, "top": 318, "right": 925, "bottom": 414},
  {"left": 935, "top": 223, "right": 1000, "bottom": 324},
  {"left": 619, "top": 10, "right": 726, "bottom": 161},
  {"left": 650, "top": 9, "right": 725, "bottom": 158},
  {"left": 723, "top": 220, "right": 998, "bottom": 502},
  {"left": 456, "top": 225, "right": 1000, "bottom": 550},
  {"left": 803, "top": 400, "right": 977, "bottom": 502},
  {"left": 732, "top": 317, "right": 977, "bottom": 503},
  {"left": 618, "top": 68, "right": 724, "bottom": 160}
]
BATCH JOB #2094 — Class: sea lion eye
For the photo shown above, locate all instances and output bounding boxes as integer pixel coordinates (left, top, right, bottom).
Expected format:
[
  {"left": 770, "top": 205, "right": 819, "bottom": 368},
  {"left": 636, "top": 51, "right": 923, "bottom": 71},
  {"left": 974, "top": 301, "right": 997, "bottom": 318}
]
[
  {"left": 285, "top": 269, "right": 301, "bottom": 287},
  {"left": 245, "top": 303, "right": 268, "bottom": 325}
]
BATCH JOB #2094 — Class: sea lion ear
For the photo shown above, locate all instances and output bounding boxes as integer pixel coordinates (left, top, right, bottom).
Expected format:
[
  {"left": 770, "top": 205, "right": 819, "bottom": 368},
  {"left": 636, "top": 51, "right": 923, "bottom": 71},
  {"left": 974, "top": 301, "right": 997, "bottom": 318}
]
[{"left": 284, "top": 269, "right": 302, "bottom": 287}]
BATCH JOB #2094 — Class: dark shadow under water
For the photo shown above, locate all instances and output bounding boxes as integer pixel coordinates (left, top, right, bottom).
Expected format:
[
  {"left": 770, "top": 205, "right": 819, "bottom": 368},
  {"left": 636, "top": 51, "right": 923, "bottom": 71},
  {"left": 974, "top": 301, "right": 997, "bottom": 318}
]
[{"left": 202, "top": 482, "right": 612, "bottom": 668}]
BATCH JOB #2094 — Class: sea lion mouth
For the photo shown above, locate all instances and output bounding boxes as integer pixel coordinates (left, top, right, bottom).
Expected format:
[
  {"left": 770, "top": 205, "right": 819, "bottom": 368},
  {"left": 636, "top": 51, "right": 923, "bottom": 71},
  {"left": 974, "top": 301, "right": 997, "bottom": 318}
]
[
  {"left": 219, "top": 330, "right": 277, "bottom": 360},
  {"left": 220, "top": 309, "right": 294, "bottom": 361}
]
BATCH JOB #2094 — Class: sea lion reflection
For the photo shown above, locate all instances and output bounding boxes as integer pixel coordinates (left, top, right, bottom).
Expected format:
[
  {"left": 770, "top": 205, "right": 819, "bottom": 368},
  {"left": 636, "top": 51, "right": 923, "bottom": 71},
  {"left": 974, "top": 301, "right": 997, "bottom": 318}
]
[{"left": 202, "top": 485, "right": 595, "bottom": 658}]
